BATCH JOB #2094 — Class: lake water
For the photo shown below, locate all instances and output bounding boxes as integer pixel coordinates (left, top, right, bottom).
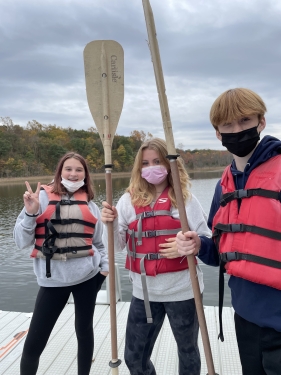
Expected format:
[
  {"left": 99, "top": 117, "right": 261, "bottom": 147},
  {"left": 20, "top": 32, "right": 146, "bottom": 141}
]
[{"left": 0, "top": 172, "right": 231, "bottom": 313}]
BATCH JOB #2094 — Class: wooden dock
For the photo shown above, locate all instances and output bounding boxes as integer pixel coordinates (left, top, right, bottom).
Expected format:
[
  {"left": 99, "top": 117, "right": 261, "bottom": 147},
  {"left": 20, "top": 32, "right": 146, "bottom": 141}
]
[{"left": 0, "top": 303, "right": 242, "bottom": 374}]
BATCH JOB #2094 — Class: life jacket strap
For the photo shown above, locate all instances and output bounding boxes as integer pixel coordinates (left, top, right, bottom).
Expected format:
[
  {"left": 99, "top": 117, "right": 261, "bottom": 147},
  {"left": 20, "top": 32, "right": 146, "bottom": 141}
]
[
  {"left": 45, "top": 254, "right": 52, "bottom": 278},
  {"left": 36, "top": 219, "right": 95, "bottom": 229},
  {"left": 59, "top": 199, "right": 88, "bottom": 205},
  {"left": 39, "top": 219, "right": 94, "bottom": 240},
  {"left": 126, "top": 248, "right": 165, "bottom": 324},
  {"left": 127, "top": 249, "right": 164, "bottom": 260},
  {"left": 218, "top": 250, "right": 281, "bottom": 340},
  {"left": 35, "top": 232, "right": 93, "bottom": 239},
  {"left": 126, "top": 205, "right": 181, "bottom": 323},
  {"left": 140, "top": 256, "right": 153, "bottom": 324},
  {"left": 218, "top": 261, "right": 226, "bottom": 342},
  {"left": 35, "top": 244, "right": 92, "bottom": 254},
  {"left": 220, "top": 252, "right": 281, "bottom": 269},
  {"left": 135, "top": 210, "right": 173, "bottom": 246},
  {"left": 36, "top": 242, "right": 92, "bottom": 278},
  {"left": 48, "top": 199, "right": 87, "bottom": 206},
  {"left": 214, "top": 223, "right": 281, "bottom": 241},
  {"left": 55, "top": 200, "right": 88, "bottom": 220},
  {"left": 127, "top": 228, "right": 181, "bottom": 245},
  {"left": 220, "top": 188, "right": 281, "bottom": 207},
  {"left": 48, "top": 218, "right": 95, "bottom": 228},
  {"left": 135, "top": 210, "right": 171, "bottom": 219}
]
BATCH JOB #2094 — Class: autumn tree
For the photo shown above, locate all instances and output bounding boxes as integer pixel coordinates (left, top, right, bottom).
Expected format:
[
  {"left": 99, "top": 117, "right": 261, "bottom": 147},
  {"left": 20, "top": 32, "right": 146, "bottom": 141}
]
[{"left": 0, "top": 118, "right": 232, "bottom": 177}]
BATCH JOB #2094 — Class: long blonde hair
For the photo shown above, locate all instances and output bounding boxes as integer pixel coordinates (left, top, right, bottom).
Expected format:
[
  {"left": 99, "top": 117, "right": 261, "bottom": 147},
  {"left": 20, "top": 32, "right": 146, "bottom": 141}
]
[{"left": 126, "top": 138, "right": 191, "bottom": 207}]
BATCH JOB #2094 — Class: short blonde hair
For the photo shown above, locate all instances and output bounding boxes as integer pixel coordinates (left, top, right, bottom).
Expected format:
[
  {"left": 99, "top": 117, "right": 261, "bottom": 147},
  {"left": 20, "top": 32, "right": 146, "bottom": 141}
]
[
  {"left": 210, "top": 88, "right": 267, "bottom": 129},
  {"left": 127, "top": 138, "right": 191, "bottom": 208}
]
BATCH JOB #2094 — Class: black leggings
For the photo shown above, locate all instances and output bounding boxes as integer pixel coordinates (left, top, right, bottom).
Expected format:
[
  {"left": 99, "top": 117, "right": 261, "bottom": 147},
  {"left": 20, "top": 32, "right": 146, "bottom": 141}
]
[{"left": 20, "top": 273, "right": 105, "bottom": 375}]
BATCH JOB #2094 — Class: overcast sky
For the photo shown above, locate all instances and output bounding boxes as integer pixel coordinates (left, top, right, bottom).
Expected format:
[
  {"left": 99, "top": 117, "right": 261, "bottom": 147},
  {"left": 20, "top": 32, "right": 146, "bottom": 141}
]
[{"left": 1, "top": 0, "right": 280, "bottom": 150}]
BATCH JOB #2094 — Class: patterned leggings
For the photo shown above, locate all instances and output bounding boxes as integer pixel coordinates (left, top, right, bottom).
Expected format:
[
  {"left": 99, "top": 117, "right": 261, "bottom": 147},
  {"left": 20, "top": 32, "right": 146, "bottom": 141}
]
[{"left": 124, "top": 296, "right": 200, "bottom": 375}]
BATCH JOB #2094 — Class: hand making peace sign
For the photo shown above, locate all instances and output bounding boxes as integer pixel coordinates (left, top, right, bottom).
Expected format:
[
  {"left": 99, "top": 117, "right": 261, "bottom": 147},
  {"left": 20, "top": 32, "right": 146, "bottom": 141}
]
[{"left": 23, "top": 181, "right": 41, "bottom": 215}]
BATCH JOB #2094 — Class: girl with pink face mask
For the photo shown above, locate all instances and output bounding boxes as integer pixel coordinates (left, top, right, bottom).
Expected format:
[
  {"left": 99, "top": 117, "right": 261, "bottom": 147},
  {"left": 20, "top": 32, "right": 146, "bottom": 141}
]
[{"left": 101, "top": 138, "right": 211, "bottom": 375}]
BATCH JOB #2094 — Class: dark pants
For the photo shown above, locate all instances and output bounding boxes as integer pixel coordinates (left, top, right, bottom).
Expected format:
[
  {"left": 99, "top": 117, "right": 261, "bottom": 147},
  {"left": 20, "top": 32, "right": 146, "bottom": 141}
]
[
  {"left": 235, "top": 313, "right": 281, "bottom": 375},
  {"left": 124, "top": 296, "right": 200, "bottom": 375},
  {"left": 20, "top": 273, "right": 105, "bottom": 375}
]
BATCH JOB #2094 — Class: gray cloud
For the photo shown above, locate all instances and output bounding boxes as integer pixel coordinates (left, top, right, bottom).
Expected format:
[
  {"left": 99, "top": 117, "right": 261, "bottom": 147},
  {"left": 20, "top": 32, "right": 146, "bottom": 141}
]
[{"left": 1, "top": 0, "right": 280, "bottom": 150}]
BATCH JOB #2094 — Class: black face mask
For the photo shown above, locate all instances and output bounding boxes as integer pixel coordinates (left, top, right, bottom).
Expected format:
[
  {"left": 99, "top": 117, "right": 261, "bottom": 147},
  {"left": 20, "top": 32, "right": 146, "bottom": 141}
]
[{"left": 220, "top": 124, "right": 260, "bottom": 157}]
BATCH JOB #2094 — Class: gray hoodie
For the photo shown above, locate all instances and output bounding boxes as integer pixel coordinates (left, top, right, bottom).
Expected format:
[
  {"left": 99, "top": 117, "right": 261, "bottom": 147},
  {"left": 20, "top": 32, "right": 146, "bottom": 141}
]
[{"left": 14, "top": 189, "right": 108, "bottom": 287}]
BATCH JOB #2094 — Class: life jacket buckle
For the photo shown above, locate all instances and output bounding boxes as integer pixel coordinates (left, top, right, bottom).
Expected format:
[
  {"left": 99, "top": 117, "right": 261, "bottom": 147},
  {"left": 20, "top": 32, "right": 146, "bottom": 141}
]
[
  {"left": 236, "top": 189, "right": 248, "bottom": 198},
  {"left": 230, "top": 224, "right": 242, "bottom": 232},
  {"left": 221, "top": 252, "right": 238, "bottom": 262},
  {"left": 145, "top": 253, "right": 161, "bottom": 260},
  {"left": 59, "top": 247, "right": 69, "bottom": 254},
  {"left": 60, "top": 199, "right": 71, "bottom": 205},
  {"left": 58, "top": 233, "right": 70, "bottom": 239},
  {"left": 143, "top": 211, "right": 155, "bottom": 218},
  {"left": 42, "top": 245, "right": 57, "bottom": 255},
  {"left": 58, "top": 219, "right": 70, "bottom": 225},
  {"left": 145, "top": 230, "right": 156, "bottom": 238}
]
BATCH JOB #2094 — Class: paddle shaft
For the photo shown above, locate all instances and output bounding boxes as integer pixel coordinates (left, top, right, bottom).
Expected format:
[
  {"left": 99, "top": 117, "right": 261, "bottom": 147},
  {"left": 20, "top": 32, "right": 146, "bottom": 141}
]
[
  {"left": 170, "top": 161, "right": 216, "bottom": 375},
  {"left": 142, "top": 1, "right": 217, "bottom": 374},
  {"left": 84, "top": 39, "right": 124, "bottom": 372},
  {"left": 101, "top": 44, "right": 120, "bottom": 373},
  {"left": 105, "top": 172, "right": 119, "bottom": 367}
]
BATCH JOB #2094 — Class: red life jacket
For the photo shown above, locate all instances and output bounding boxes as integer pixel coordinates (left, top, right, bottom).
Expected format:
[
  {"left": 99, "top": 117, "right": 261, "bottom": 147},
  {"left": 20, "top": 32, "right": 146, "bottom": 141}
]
[
  {"left": 213, "top": 155, "right": 281, "bottom": 290},
  {"left": 125, "top": 187, "right": 193, "bottom": 277},
  {"left": 31, "top": 185, "right": 97, "bottom": 278}
]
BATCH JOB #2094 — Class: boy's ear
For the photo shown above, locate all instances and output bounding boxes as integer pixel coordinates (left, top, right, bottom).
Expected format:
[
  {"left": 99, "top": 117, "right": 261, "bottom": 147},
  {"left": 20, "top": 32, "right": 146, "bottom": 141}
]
[
  {"left": 259, "top": 116, "right": 266, "bottom": 132},
  {"left": 216, "top": 130, "right": 222, "bottom": 141}
]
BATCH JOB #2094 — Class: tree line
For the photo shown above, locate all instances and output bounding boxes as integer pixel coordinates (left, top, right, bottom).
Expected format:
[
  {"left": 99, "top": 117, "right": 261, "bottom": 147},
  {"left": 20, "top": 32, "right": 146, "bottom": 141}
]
[{"left": 0, "top": 117, "right": 233, "bottom": 178}]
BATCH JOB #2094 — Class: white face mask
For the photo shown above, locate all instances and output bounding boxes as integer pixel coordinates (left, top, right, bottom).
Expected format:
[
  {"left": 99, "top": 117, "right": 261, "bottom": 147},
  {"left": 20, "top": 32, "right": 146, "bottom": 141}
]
[{"left": 61, "top": 177, "right": 85, "bottom": 193}]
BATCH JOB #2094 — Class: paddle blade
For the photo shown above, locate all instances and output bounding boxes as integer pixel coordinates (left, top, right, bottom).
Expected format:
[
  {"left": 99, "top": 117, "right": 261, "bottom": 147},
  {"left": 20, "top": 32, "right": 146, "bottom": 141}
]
[{"left": 84, "top": 40, "right": 124, "bottom": 148}]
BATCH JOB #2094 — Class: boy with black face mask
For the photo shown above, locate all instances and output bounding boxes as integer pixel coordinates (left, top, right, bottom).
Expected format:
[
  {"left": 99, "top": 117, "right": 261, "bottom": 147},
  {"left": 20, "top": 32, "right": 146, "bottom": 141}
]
[{"left": 176, "top": 88, "right": 281, "bottom": 375}]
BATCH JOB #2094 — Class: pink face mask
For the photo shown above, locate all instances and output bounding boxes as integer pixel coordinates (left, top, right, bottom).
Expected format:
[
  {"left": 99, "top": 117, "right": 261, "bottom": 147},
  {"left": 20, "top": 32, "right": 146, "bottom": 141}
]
[{"left": 141, "top": 165, "right": 168, "bottom": 185}]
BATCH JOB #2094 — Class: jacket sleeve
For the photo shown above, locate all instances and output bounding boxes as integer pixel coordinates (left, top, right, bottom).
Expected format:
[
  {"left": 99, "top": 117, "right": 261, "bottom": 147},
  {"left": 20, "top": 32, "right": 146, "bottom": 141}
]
[
  {"left": 89, "top": 201, "right": 109, "bottom": 272},
  {"left": 197, "top": 180, "right": 222, "bottom": 267},
  {"left": 13, "top": 190, "right": 47, "bottom": 250}
]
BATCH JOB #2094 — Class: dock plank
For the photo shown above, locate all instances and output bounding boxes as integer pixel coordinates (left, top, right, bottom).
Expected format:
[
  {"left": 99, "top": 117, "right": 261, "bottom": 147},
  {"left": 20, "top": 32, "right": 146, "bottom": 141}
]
[
  {"left": 0, "top": 314, "right": 30, "bottom": 348},
  {"left": 0, "top": 311, "right": 10, "bottom": 321},
  {"left": 2, "top": 305, "right": 75, "bottom": 374},
  {"left": 215, "top": 306, "right": 241, "bottom": 375},
  {"left": 0, "top": 304, "right": 242, "bottom": 375},
  {"left": 199, "top": 306, "right": 221, "bottom": 374}
]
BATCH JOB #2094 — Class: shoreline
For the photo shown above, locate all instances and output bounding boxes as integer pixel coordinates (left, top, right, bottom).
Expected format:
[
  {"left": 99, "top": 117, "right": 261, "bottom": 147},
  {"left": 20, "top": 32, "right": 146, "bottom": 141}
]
[
  {"left": 0, "top": 168, "right": 225, "bottom": 185},
  {"left": 0, "top": 172, "right": 132, "bottom": 185}
]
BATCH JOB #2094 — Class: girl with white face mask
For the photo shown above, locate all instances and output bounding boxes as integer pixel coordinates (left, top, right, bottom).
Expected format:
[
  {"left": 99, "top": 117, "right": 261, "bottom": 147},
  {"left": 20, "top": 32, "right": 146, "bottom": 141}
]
[
  {"left": 101, "top": 138, "right": 211, "bottom": 375},
  {"left": 14, "top": 152, "right": 108, "bottom": 375}
]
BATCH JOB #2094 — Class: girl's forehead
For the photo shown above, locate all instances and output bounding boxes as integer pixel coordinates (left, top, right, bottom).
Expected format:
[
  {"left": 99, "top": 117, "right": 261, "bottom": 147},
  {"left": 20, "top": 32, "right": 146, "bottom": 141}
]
[
  {"left": 142, "top": 148, "right": 159, "bottom": 159},
  {"left": 63, "top": 158, "right": 84, "bottom": 168}
]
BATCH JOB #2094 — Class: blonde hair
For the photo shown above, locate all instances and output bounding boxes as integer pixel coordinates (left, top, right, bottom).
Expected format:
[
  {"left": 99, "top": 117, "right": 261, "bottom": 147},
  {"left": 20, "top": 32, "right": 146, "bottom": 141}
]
[
  {"left": 210, "top": 88, "right": 267, "bottom": 129},
  {"left": 126, "top": 138, "right": 191, "bottom": 208}
]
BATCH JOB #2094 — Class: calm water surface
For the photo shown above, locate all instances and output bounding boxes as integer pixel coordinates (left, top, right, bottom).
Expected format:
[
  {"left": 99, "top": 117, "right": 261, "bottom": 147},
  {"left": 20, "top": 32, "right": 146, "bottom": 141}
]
[{"left": 0, "top": 173, "right": 231, "bottom": 312}]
